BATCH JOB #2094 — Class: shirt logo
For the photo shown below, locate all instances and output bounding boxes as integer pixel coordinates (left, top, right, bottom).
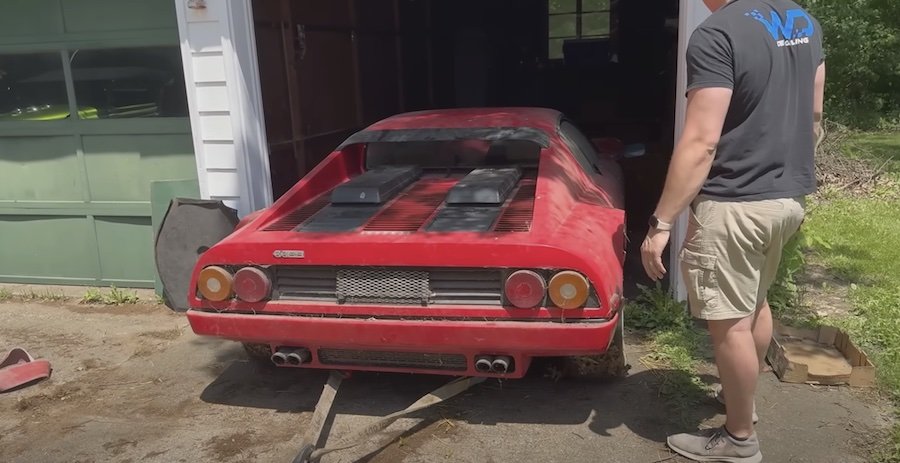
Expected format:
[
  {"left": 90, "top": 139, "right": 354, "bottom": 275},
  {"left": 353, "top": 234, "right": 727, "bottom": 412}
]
[{"left": 746, "top": 8, "right": 815, "bottom": 48}]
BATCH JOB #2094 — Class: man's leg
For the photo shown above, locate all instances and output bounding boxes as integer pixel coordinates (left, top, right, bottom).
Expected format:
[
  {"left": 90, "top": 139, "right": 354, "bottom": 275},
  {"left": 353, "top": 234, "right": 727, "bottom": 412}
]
[
  {"left": 752, "top": 300, "right": 773, "bottom": 372},
  {"left": 708, "top": 315, "right": 758, "bottom": 438}
]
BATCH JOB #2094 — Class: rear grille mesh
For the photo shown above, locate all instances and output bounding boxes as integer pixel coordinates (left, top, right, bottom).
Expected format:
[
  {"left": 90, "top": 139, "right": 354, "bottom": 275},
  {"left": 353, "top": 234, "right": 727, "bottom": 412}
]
[
  {"left": 336, "top": 268, "right": 430, "bottom": 305},
  {"left": 273, "top": 267, "right": 503, "bottom": 306},
  {"left": 274, "top": 267, "right": 338, "bottom": 301},
  {"left": 318, "top": 349, "right": 467, "bottom": 371}
]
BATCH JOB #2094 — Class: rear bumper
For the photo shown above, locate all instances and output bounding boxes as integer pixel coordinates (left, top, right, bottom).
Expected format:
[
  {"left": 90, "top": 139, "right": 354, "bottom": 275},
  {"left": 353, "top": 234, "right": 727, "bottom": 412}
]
[{"left": 187, "top": 310, "right": 619, "bottom": 378}]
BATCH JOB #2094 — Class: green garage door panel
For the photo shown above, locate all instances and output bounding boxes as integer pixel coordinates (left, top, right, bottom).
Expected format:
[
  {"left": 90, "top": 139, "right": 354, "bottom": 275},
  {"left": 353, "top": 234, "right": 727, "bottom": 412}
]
[
  {"left": 83, "top": 134, "right": 197, "bottom": 202},
  {"left": 0, "top": 216, "right": 101, "bottom": 282},
  {"left": 0, "top": 0, "right": 197, "bottom": 288},
  {"left": 0, "top": 1, "right": 62, "bottom": 38},
  {"left": 94, "top": 216, "right": 156, "bottom": 285},
  {"left": 61, "top": 0, "right": 177, "bottom": 33},
  {"left": 0, "top": 136, "right": 83, "bottom": 201}
]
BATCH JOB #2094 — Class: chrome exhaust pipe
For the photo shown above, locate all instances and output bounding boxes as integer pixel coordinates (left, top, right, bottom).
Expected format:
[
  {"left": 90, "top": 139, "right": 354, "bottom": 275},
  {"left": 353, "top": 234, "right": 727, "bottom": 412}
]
[
  {"left": 271, "top": 351, "right": 288, "bottom": 366},
  {"left": 475, "top": 356, "right": 493, "bottom": 373},
  {"left": 286, "top": 349, "right": 310, "bottom": 366},
  {"left": 491, "top": 356, "right": 512, "bottom": 374}
]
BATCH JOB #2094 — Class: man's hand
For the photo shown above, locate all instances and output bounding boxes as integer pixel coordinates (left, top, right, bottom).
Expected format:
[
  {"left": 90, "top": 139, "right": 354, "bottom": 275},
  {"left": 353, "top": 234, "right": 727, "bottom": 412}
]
[{"left": 641, "top": 228, "right": 671, "bottom": 281}]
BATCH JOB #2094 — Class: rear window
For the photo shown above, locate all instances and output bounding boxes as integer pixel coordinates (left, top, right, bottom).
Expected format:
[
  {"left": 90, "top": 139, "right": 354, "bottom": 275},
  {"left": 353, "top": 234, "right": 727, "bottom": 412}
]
[{"left": 365, "top": 139, "right": 541, "bottom": 169}]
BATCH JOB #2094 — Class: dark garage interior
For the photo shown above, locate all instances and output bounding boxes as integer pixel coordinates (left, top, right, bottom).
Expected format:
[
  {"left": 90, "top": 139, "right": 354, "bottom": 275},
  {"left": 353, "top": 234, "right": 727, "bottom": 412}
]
[{"left": 251, "top": 0, "right": 680, "bottom": 290}]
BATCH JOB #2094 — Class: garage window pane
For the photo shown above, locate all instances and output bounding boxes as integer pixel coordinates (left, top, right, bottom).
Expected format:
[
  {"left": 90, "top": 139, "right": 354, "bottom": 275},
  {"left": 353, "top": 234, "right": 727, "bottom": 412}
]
[
  {"left": 549, "top": 38, "right": 568, "bottom": 60},
  {"left": 583, "top": 13, "right": 610, "bottom": 36},
  {"left": 70, "top": 47, "right": 188, "bottom": 119},
  {"left": 583, "top": 0, "right": 610, "bottom": 12},
  {"left": 549, "top": 0, "right": 577, "bottom": 14},
  {"left": 549, "top": 14, "right": 577, "bottom": 38},
  {"left": 0, "top": 52, "right": 69, "bottom": 122}
]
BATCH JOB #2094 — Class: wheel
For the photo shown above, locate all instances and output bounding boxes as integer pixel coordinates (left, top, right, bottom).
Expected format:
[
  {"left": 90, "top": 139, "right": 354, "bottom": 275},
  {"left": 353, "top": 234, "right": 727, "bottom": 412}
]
[
  {"left": 558, "top": 313, "right": 630, "bottom": 379},
  {"left": 242, "top": 342, "right": 273, "bottom": 365}
]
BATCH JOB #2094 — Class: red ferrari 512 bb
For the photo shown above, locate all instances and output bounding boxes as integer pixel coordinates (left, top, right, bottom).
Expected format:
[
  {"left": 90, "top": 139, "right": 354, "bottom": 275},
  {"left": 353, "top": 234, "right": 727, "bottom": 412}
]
[{"left": 186, "top": 108, "right": 627, "bottom": 379}]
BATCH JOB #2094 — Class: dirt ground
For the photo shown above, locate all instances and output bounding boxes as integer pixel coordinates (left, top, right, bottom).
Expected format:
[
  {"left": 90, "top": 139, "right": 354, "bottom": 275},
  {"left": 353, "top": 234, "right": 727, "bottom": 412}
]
[{"left": 0, "top": 301, "right": 893, "bottom": 463}]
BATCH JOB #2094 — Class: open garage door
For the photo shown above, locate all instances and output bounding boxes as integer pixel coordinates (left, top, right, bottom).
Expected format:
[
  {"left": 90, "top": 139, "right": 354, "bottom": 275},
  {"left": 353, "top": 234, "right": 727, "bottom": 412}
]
[{"left": 250, "top": 0, "right": 679, "bottom": 292}]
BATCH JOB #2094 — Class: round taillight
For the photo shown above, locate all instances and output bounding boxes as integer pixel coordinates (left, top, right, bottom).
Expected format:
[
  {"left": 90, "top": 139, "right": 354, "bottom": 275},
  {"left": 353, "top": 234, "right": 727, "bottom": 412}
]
[
  {"left": 548, "top": 271, "right": 590, "bottom": 309},
  {"left": 198, "top": 266, "right": 233, "bottom": 301},
  {"left": 233, "top": 267, "right": 272, "bottom": 303},
  {"left": 505, "top": 270, "right": 546, "bottom": 309}
]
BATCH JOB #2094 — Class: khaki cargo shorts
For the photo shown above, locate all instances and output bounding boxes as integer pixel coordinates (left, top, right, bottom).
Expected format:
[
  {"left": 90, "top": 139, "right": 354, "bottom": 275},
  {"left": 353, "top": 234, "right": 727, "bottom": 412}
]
[{"left": 680, "top": 196, "right": 806, "bottom": 321}]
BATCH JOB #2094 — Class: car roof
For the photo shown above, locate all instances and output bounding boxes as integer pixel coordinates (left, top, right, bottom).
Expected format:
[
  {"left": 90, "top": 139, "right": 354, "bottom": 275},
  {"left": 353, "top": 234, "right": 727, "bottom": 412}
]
[
  {"left": 363, "top": 107, "right": 562, "bottom": 133},
  {"left": 339, "top": 108, "right": 562, "bottom": 149}
]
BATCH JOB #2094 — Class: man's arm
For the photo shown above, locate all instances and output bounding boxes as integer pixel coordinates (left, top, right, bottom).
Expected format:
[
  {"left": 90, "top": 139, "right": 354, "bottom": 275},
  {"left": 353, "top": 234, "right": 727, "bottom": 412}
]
[
  {"left": 814, "top": 62, "right": 826, "bottom": 149},
  {"left": 640, "top": 86, "right": 733, "bottom": 280},
  {"left": 653, "top": 87, "right": 733, "bottom": 224}
]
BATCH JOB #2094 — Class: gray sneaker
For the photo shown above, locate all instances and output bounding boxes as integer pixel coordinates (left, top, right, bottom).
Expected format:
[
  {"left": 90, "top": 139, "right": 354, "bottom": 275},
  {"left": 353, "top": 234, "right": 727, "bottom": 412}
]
[
  {"left": 715, "top": 384, "right": 759, "bottom": 424},
  {"left": 667, "top": 427, "right": 763, "bottom": 463}
]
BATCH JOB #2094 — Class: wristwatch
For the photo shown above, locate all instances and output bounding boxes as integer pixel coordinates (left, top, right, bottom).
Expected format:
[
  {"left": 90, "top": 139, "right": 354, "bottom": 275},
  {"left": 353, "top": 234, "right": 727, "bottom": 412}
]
[{"left": 649, "top": 215, "right": 673, "bottom": 231}]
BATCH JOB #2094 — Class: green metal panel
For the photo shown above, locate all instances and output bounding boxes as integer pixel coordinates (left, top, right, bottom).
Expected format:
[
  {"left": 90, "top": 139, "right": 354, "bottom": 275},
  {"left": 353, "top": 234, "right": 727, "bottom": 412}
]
[
  {"left": 83, "top": 134, "right": 197, "bottom": 202},
  {"left": 0, "top": 215, "right": 101, "bottom": 282},
  {"left": 94, "top": 216, "right": 156, "bottom": 287},
  {"left": 0, "top": 136, "right": 82, "bottom": 201},
  {"left": 61, "top": 0, "right": 178, "bottom": 34},
  {"left": 0, "top": 1, "right": 64, "bottom": 38},
  {"left": 0, "top": 0, "right": 198, "bottom": 288}
]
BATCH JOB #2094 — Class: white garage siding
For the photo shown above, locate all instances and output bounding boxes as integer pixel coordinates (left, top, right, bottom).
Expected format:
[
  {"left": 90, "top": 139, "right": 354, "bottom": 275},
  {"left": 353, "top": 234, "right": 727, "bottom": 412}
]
[{"left": 174, "top": 0, "right": 271, "bottom": 216}]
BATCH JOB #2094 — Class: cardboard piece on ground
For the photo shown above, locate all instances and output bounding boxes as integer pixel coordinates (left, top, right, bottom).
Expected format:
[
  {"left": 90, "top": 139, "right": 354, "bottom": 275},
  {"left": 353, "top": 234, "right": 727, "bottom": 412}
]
[{"left": 767, "top": 322, "right": 876, "bottom": 387}]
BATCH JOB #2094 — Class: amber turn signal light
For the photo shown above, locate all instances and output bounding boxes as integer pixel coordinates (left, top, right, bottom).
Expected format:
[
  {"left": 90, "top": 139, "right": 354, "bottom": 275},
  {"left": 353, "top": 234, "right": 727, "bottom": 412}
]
[
  {"left": 198, "top": 266, "right": 233, "bottom": 301},
  {"left": 548, "top": 271, "right": 589, "bottom": 309}
]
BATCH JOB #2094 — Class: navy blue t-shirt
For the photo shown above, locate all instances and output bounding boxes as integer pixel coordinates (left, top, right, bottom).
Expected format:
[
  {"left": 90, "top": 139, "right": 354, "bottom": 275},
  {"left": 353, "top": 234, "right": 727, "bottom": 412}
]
[{"left": 687, "top": 0, "right": 825, "bottom": 200}]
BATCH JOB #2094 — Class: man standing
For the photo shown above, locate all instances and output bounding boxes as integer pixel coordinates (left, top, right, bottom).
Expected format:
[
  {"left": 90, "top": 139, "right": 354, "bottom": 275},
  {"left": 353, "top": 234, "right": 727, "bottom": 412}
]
[{"left": 641, "top": 0, "right": 825, "bottom": 461}]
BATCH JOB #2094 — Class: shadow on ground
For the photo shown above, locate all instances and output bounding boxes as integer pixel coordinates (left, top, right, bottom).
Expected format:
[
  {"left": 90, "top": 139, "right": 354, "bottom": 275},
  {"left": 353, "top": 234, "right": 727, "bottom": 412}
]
[{"left": 199, "top": 342, "right": 719, "bottom": 445}]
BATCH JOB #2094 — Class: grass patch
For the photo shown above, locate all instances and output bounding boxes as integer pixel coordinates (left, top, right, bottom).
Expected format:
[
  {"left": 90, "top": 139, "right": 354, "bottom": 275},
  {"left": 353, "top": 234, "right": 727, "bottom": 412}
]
[
  {"left": 798, "top": 130, "right": 900, "bottom": 462},
  {"left": 81, "top": 286, "right": 140, "bottom": 305},
  {"left": 625, "top": 284, "right": 712, "bottom": 420},
  {"left": 805, "top": 198, "right": 900, "bottom": 399},
  {"left": 844, "top": 132, "right": 900, "bottom": 182},
  {"left": 0, "top": 287, "right": 68, "bottom": 303},
  {"left": 20, "top": 289, "right": 67, "bottom": 302},
  {"left": 81, "top": 288, "right": 104, "bottom": 304}
]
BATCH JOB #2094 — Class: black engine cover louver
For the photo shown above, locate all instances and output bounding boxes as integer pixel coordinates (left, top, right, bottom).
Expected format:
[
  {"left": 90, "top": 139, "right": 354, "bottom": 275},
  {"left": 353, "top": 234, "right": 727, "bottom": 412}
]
[
  {"left": 331, "top": 165, "right": 422, "bottom": 204},
  {"left": 297, "top": 166, "right": 422, "bottom": 232},
  {"left": 426, "top": 206, "right": 503, "bottom": 232},
  {"left": 445, "top": 168, "right": 522, "bottom": 205}
]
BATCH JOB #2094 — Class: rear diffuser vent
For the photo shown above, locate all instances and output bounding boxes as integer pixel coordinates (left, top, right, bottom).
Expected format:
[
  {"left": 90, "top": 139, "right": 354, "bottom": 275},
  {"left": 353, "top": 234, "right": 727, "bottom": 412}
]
[
  {"left": 493, "top": 180, "right": 536, "bottom": 232},
  {"left": 363, "top": 179, "right": 456, "bottom": 232},
  {"left": 264, "top": 194, "right": 330, "bottom": 231}
]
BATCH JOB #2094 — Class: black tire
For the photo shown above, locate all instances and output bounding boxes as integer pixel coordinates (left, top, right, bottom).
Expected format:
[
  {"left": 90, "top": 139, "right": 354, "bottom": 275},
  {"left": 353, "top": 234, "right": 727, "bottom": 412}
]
[
  {"left": 242, "top": 342, "right": 274, "bottom": 365},
  {"left": 559, "top": 315, "right": 630, "bottom": 379}
]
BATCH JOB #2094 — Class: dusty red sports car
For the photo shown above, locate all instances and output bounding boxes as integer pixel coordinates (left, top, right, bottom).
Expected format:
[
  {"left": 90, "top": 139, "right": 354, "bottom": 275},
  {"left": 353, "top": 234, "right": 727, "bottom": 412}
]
[{"left": 186, "top": 108, "right": 627, "bottom": 379}]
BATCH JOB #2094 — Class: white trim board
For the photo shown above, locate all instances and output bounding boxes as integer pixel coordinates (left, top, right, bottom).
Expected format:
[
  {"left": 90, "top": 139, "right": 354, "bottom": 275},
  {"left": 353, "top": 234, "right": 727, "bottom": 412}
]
[
  {"left": 671, "top": 0, "right": 712, "bottom": 300},
  {"left": 174, "top": 0, "right": 271, "bottom": 216}
]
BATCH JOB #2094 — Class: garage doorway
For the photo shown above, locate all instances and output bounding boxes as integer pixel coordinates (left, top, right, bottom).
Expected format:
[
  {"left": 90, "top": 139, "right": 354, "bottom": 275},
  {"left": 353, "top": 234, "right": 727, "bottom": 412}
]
[{"left": 250, "top": 0, "right": 680, "bottom": 290}]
